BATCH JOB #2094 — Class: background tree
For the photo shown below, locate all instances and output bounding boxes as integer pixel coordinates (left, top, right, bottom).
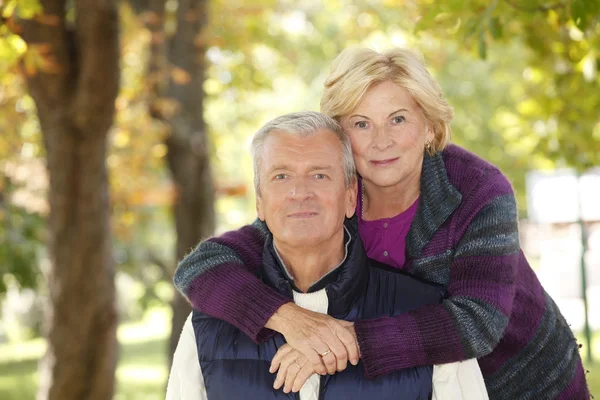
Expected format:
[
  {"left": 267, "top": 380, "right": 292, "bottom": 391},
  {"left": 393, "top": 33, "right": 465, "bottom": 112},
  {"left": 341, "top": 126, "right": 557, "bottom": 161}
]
[
  {"left": 4, "top": 0, "right": 120, "bottom": 399},
  {"left": 134, "top": 0, "right": 214, "bottom": 366}
]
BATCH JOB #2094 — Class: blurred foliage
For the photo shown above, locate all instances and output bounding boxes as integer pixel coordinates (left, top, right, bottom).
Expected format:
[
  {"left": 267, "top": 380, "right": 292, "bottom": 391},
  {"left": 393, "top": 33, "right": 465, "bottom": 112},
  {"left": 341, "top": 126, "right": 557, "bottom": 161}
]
[
  {"left": 0, "top": 0, "right": 598, "bottom": 310},
  {"left": 413, "top": 0, "right": 600, "bottom": 167},
  {"left": 0, "top": 176, "right": 44, "bottom": 295},
  {"left": 0, "top": 63, "right": 44, "bottom": 296}
]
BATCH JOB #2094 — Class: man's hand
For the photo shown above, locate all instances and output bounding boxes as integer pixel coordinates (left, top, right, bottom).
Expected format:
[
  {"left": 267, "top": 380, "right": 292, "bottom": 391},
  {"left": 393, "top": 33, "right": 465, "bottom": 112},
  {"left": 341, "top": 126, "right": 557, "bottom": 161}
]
[
  {"left": 270, "top": 344, "right": 316, "bottom": 393},
  {"left": 266, "top": 303, "right": 359, "bottom": 376}
]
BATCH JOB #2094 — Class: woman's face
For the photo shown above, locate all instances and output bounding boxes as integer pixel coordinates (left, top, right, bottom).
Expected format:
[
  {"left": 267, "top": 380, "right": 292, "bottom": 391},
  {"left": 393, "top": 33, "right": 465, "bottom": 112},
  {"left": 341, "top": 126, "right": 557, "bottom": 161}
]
[{"left": 339, "top": 80, "right": 434, "bottom": 191}]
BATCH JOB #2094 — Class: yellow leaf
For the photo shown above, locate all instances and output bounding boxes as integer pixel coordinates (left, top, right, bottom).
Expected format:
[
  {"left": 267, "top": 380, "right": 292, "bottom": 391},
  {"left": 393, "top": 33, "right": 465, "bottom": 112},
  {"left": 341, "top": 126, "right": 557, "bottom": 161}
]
[
  {"left": 141, "top": 11, "right": 162, "bottom": 26},
  {"left": 171, "top": 66, "right": 191, "bottom": 85},
  {"left": 5, "top": 17, "right": 23, "bottom": 34},
  {"left": 22, "top": 52, "right": 37, "bottom": 76},
  {"left": 34, "top": 14, "right": 61, "bottom": 26},
  {"left": 185, "top": 10, "right": 199, "bottom": 22},
  {"left": 151, "top": 32, "right": 165, "bottom": 44}
]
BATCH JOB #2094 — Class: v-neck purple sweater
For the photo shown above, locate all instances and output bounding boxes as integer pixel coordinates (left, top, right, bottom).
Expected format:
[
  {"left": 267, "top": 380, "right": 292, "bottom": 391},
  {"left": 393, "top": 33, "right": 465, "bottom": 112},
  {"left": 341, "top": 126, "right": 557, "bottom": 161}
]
[
  {"left": 357, "top": 179, "right": 419, "bottom": 269},
  {"left": 173, "top": 145, "right": 589, "bottom": 399}
]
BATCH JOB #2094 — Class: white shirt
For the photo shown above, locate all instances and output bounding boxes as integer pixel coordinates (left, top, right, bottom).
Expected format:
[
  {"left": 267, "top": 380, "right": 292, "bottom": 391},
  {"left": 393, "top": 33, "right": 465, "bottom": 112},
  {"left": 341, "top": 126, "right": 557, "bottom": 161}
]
[{"left": 166, "top": 289, "right": 489, "bottom": 400}]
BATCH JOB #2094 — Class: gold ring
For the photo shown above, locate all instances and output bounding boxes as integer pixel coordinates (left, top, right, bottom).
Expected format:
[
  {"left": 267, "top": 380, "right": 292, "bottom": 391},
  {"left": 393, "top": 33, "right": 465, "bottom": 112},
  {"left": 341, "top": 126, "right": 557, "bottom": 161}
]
[{"left": 320, "top": 350, "right": 331, "bottom": 357}]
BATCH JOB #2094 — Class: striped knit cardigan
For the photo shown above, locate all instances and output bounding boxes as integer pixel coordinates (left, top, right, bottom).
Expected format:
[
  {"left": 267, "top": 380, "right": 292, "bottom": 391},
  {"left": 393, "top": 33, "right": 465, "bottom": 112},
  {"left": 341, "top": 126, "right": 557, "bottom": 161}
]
[{"left": 174, "top": 144, "right": 590, "bottom": 400}]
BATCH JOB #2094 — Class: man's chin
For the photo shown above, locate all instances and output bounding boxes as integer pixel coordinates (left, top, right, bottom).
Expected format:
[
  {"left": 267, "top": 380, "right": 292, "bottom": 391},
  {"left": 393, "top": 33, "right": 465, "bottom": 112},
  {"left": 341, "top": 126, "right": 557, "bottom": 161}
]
[{"left": 279, "top": 230, "right": 321, "bottom": 247}]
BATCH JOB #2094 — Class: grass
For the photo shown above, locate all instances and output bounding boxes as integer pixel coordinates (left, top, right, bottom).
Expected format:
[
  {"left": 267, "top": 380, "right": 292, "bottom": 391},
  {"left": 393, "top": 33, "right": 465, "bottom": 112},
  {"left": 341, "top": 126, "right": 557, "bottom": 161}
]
[
  {"left": 0, "top": 309, "right": 598, "bottom": 399},
  {"left": 577, "top": 331, "right": 599, "bottom": 397},
  {"left": 0, "top": 307, "right": 170, "bottom": 400}
]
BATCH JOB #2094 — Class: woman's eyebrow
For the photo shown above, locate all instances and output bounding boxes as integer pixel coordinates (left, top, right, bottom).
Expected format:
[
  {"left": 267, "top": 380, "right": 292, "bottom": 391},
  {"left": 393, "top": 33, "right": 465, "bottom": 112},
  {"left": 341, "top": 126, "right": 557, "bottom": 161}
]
[{"left": 388, "top": 108, "right": 409, "bottom": 117}]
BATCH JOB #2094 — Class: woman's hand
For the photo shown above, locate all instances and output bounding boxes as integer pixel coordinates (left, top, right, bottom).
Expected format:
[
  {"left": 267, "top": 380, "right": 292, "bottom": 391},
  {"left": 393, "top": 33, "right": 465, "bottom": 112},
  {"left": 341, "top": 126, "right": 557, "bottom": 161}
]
[{"left": 266, "top": 303, "right": 359, "bottom": 375}]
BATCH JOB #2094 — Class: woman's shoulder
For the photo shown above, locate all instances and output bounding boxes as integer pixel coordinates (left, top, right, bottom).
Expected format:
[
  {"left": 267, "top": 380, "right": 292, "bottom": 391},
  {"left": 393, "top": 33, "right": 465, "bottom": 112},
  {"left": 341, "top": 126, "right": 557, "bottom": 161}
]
[
  {"left": 442, "top": 144, "right": 502, "bottom": 175},
  {"left": 441, "top": 144, "right": 513, "bottom": 195}
]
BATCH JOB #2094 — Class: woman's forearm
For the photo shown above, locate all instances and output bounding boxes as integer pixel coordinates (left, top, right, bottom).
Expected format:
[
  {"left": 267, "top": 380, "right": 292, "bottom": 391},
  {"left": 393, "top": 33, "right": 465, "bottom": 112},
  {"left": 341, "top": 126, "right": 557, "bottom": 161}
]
[{"left": 174, "top": 219, "right": 292, "bottom": 342}]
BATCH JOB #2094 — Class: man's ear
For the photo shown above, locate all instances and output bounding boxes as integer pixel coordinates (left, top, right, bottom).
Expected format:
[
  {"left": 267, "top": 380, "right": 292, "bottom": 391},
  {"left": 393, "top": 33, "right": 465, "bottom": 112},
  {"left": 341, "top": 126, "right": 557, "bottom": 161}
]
[
  {"left": 256, "top": 192, "right": 265, "bottom": 221},
  {"left": 345, "top": 178, "right": 358, "bottom": 218}
]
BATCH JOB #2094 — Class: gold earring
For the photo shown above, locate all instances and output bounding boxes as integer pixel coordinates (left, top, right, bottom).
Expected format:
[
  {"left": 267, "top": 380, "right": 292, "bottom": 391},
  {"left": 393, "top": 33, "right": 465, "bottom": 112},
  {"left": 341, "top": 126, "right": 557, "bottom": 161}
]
[{"left": 425, "top": 141, "right": 432, "bottom": 152}]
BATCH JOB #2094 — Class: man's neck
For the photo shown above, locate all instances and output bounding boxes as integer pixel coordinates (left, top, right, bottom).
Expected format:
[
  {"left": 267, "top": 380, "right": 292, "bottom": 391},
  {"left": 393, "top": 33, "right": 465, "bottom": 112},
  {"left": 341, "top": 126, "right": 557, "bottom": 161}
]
[{"left": 273, "top": 229, "right": 346, "bottom": 293}]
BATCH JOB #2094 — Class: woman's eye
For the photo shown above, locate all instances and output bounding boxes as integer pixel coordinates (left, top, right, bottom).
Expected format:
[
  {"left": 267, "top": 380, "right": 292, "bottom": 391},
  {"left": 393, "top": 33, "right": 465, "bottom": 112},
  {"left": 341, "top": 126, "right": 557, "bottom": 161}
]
[
  {"left": 355, "top": 121, "right": 368, "bottom": 129},
  {"left": 392, "top": 116, "right": 405, "bottom": 124}
]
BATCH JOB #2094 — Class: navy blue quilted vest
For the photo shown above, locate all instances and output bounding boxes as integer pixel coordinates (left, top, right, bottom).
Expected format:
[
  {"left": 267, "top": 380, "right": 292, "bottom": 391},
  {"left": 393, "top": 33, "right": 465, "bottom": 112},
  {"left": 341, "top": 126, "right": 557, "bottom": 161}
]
[{"left": 192, "top": 224, "right": 445, "bottom": 399}]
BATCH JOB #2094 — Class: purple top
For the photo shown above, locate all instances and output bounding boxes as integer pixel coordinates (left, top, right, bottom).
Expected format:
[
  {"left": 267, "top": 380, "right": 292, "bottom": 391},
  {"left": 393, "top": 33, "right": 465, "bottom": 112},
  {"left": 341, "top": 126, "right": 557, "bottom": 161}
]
[{"left": 357, "top": 180, "right": 419, "bottom": 269}]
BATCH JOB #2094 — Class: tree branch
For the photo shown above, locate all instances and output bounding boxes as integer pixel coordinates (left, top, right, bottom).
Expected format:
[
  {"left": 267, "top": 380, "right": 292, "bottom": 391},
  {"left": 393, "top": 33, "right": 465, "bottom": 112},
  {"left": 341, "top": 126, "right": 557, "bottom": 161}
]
[
  {"left": 17, "top": 0, "right": 73, "bottom": 118},
  {"left": 143, "top": 0, "right": 168, "bottom": 119},
  {"left": 504, "top": 0, "right": 566, "bottom": 12}
]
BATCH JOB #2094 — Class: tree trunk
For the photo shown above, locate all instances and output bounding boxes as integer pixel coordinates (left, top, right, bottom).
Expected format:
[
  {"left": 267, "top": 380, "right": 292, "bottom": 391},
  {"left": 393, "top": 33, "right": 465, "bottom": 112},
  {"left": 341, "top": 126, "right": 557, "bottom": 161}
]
[
  {"left": 18, "top": 1, "right": 120, "bottom": 399},
  {"left": 165, "top": 0, "right": 214, "bottom": 367},
  {"left": 141, "top": 0, "right": 214, "bottom": 367}
]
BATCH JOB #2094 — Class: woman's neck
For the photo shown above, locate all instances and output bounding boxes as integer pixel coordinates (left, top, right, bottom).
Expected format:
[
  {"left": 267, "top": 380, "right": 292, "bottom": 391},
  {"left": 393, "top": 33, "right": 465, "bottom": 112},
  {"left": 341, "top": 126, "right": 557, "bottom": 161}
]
[{"left": 362, "top": 174, "right": 421, "bottom": 221}]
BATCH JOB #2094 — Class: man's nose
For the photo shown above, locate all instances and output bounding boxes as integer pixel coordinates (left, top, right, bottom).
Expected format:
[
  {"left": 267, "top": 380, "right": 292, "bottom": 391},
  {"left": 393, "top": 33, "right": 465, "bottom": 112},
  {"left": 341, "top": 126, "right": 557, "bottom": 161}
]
[{"left": 289, "top": 178, "right": 314, "bottom": 200}]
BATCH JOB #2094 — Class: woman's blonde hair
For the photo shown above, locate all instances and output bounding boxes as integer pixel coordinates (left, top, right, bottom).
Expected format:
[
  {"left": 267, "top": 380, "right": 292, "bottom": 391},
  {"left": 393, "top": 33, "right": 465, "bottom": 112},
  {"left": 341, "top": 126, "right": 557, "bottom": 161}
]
[{"left": 320, "top": 47, "right": 453, "bottom": 154}]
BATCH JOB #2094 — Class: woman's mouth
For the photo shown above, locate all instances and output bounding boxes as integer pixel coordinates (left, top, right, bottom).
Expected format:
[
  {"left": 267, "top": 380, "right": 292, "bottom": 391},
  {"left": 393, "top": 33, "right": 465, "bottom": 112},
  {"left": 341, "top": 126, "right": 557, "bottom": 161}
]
[{"left": 370, "top": 157, "right": 399, "bottom": 167}]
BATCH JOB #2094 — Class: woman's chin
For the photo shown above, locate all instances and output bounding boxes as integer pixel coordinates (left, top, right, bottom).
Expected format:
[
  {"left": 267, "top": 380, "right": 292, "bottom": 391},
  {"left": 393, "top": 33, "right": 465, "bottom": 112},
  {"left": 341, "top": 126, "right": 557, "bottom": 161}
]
[{"left": 361, "top": 174, "right": 405, "bottom": 189}]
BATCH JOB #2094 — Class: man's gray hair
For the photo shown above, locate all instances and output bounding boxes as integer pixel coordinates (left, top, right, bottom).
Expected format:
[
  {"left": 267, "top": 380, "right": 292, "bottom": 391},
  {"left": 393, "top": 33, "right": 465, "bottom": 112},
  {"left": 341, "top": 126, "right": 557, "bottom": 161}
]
[{"left": 251, "top": 111, "right": 356, "bottom": 196}]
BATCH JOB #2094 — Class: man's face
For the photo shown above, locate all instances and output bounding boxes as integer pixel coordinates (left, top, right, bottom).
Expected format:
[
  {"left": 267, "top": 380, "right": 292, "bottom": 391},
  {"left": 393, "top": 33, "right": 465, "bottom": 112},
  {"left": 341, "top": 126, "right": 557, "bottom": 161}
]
[{"left": 256, "top": 128, "right": 357, "bottom": 249}]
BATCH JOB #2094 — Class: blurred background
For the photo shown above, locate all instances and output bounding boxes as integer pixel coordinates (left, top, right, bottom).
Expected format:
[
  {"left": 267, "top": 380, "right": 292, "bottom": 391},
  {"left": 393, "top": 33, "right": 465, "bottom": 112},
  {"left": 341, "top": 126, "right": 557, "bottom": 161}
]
[{"left": 0, "top": 0, "right": 599, "bottom": 399}]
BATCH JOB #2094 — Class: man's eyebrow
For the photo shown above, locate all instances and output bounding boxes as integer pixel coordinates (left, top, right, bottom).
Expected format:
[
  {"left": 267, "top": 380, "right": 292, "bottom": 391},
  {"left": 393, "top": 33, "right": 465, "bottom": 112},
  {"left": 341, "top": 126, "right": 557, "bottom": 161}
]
[
  {"left": 267, "top": 164, "right": 334, "bottom": 173},
  {"left": 308, "top": 165, "right": 333, "bottom": 170},
  {"left": 267, "top": 165, "right": 291, "bottom": 173}
]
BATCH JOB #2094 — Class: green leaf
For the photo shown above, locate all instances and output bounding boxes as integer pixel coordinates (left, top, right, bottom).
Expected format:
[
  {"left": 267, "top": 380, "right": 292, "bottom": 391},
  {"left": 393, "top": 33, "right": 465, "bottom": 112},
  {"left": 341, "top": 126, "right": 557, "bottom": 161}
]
[
  {"left": 571, "top": 0, "right": 589, "bottom": 30},
  {"left": 489, "top": 17, "right": 503, "bottom": 39},
  {"left": 415, "top": 6, "right": 442, "bottom": 33},
  {"left": 478, "top": 30, "right": 487, "bottom": 59},
  {"left": 463, "top": 17, "right": 479, "bottom": 40}
]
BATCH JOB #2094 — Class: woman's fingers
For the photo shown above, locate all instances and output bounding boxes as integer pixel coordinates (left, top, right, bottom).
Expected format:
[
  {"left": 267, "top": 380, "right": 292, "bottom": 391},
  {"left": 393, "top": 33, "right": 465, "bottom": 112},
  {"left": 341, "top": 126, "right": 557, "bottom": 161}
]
[
  {"left": 337, "top": 320, "right": 360, "bottom": 365},
  {"left": 318, "top": 328, "right": 347, "bottom": 372}
]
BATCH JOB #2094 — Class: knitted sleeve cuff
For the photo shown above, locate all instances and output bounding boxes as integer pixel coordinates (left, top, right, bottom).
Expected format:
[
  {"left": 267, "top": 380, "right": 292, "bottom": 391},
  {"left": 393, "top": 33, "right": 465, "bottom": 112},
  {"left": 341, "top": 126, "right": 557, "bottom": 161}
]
[
  {"left": 355, "top": 315, "right": 426, "bottom": 379},
  {"left": 186, "top": 263, "right": 292, "bottom": 343}
]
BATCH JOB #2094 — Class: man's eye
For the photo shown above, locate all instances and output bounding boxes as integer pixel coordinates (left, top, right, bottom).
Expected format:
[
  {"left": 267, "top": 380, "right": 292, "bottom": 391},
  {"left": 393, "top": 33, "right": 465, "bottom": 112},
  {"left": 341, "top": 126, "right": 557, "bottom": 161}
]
[
  {"left": 274, "top": 174, "right": 286, "bottom": 180},
  {"left": 392, "top": 116, "right": 405, "bottom": 124},
  {"left": 315, "top": 173, "right": 326, "bottom": 179}
]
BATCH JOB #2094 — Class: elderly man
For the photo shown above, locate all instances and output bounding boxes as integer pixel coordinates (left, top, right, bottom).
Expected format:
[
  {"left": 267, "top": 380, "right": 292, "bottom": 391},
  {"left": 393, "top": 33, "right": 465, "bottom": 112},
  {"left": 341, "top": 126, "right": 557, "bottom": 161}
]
[{"left": 166, "top": 111, "right": 487, "bottom": 399}]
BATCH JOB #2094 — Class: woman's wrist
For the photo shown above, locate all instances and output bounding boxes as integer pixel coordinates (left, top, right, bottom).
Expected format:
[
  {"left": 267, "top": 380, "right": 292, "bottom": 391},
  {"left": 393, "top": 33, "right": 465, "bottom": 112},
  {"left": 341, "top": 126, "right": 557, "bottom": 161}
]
[{"left": 265, "top": 302, "right": 298, "bottom": 334}]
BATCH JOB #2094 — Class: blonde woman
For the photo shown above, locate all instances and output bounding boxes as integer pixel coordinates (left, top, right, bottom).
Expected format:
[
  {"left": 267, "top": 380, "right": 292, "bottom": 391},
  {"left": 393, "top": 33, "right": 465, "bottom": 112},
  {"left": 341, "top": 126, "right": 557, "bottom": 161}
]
[{"left": 174, "top": 47, "right": 589, "bottom": 399}]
